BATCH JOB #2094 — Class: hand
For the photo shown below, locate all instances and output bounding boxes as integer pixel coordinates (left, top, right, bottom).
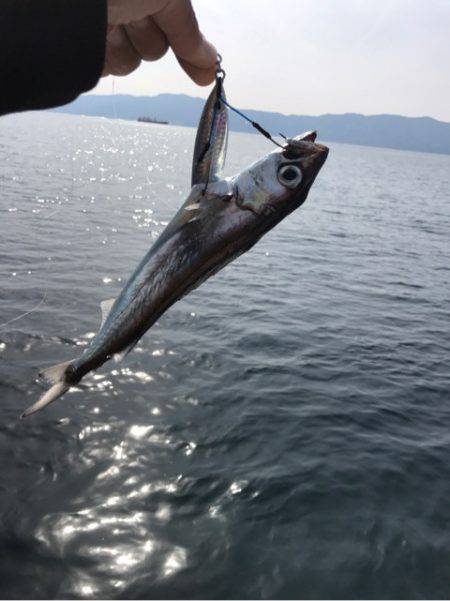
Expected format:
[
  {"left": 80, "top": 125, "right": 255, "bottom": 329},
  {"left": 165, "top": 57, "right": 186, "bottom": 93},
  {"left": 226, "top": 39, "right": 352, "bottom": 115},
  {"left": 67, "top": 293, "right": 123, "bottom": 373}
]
[{"left": 104, "top": 0, "right": 217, "bottom": 85}]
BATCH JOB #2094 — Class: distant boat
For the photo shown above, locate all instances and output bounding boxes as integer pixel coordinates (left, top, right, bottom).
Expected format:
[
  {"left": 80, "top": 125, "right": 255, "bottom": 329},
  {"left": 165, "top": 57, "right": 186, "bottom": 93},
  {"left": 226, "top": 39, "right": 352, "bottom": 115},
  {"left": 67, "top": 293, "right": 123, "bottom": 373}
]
[{"left": 137, "top": 116, "right": 169, "bottom": 125}]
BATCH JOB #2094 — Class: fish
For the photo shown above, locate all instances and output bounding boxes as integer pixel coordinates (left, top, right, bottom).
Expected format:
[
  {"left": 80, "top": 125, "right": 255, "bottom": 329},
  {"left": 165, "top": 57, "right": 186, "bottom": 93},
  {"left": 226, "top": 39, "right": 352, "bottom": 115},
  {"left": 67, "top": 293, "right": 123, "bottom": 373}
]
[
  {"left": 21, "top": 131, "right": 328, "bottom": 418},
  {"left": 191, "top": 77, "right": 228, "bottom": 186}
]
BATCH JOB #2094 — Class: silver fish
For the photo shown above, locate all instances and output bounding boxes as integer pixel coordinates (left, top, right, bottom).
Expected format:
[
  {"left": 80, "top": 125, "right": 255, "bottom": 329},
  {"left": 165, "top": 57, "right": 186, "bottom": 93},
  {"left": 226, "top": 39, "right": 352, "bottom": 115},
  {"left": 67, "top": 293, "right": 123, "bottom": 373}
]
[
  {"left": 191, "top": 77, "right": 228, "bottom": 186},
  {"left": 21, "top": 132, "right": 328, "bottom": 418}
]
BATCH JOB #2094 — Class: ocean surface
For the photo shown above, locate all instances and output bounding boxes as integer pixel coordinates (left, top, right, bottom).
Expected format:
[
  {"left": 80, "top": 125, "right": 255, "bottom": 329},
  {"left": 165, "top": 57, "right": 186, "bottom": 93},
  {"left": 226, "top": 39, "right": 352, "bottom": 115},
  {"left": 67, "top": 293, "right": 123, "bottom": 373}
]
[{"left": 1, "top": 112, "right": 450, "bottom": 600}]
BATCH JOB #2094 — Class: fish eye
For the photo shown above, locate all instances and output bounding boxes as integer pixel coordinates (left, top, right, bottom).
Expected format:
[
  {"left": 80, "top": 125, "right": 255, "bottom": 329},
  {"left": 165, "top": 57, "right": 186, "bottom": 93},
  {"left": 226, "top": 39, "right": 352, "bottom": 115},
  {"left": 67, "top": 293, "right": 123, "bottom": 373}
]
[{"left": 277, "top": 164, "right": 303, "bottom": 188}]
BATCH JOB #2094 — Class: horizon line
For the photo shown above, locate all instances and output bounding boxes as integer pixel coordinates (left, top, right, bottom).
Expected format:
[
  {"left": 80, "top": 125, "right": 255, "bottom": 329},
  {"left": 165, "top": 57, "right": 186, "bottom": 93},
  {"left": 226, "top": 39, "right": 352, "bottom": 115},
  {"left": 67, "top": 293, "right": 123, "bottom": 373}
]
[{"left": 84, "top": 92, "right": 449, "bottom": 124}]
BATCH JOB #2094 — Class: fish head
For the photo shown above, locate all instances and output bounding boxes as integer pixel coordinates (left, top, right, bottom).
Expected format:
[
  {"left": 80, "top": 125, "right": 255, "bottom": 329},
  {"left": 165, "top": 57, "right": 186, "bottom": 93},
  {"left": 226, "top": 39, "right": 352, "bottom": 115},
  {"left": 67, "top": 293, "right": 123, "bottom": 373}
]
[
  {"left": 155, "top": 131, "right": 328, "bottom": 296},
  {"left": 233, "top": 131, "right": 328, "bottom": 219}
]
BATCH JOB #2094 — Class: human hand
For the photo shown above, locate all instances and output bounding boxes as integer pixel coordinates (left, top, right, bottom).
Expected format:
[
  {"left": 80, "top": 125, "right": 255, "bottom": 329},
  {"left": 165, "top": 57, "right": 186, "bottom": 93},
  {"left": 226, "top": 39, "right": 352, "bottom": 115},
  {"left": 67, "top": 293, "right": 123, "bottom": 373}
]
[{"left": 104, "top": 0, "right": 217, "bottom": 85}]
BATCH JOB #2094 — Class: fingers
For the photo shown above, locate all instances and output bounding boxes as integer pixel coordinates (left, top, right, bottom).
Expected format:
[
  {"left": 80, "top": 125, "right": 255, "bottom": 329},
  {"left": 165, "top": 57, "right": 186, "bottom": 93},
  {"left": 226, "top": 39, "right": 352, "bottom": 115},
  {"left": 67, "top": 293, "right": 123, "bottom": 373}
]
[
  {"left": 104, "top": 25, "right": 141, "bottom": 76},
  {"left": 104, "top": 0, "right": 217, "bottom": 86},
  {"left": 152, "top": 0, "right": 217, "bottom": 85},
  {"left": 176, "top": 54, "right": 217, "bottom": 86},
  {"left": 125, "top": 17, "right": 169, "bottom": 61},
  {"left": 108, "top": 0, "right": 168, "bottom": 26}
]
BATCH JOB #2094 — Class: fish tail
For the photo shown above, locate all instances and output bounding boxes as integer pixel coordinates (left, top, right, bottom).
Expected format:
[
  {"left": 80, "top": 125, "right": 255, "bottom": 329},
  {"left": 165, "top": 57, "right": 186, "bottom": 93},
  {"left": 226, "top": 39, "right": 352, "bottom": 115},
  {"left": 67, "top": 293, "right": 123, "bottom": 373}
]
[{"left": 20, "top": 360, "right": 73, "bottom": 419}]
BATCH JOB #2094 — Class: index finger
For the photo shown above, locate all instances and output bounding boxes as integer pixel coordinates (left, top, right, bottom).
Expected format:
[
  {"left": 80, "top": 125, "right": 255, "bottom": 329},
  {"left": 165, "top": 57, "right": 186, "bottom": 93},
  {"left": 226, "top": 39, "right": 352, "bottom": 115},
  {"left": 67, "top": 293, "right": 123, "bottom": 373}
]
[{"left": 152, "top": 0, "right": 217, "bottom": 85}]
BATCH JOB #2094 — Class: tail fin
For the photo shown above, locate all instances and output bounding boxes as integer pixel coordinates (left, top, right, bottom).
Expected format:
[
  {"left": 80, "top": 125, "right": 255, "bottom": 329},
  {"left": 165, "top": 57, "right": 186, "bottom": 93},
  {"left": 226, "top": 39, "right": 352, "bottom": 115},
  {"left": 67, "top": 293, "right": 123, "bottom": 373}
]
[
  {"left": 39, "top": 360, "right": 72, "bottom": 385},
  {"left": 21, "top": 360, "right": 73, "bottom": 419}
]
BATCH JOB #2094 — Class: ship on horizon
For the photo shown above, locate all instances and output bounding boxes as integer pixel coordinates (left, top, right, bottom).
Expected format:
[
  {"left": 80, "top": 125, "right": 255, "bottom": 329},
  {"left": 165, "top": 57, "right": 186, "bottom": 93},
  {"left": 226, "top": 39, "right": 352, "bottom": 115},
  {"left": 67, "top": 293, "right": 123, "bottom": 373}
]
[{"left": 137, "top": 116, "right": 169, "bottom": 125}]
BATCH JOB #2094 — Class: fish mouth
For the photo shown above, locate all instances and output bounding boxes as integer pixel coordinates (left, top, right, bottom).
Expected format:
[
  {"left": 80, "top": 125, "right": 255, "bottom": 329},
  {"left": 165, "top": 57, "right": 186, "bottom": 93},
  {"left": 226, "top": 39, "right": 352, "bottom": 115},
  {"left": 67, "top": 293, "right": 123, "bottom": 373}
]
[
  {"left": 297, "top": 130, "right": 317, "bottom": 143},
  {"left": 283, "top": 130, "right": 329, "bottom": 162},
  {"left": 282, "top": 132, "right": 329, "bottom": 202}
]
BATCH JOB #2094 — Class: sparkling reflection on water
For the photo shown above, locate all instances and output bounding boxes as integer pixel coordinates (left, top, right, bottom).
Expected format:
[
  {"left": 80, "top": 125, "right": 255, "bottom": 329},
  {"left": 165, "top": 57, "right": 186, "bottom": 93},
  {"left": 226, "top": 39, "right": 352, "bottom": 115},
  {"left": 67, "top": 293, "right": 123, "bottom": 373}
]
[{"left": 1, "top": 113, "right": 450, "bottom": 599}]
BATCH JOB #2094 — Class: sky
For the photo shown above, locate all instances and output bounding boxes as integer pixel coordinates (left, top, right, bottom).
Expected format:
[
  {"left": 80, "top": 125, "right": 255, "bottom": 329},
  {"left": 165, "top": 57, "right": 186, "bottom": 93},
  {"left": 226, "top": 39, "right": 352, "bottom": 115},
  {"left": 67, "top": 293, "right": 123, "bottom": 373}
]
[{"left": 93, "top": 0, "right": 450, "bottom": 122}]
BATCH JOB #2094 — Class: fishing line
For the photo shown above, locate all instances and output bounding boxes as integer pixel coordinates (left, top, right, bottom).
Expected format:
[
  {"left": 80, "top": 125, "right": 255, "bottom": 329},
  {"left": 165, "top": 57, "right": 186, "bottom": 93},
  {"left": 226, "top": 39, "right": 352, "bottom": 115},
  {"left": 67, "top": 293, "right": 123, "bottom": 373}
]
[
  {"left": 112, "top": 76, "right": 118, "bottom": 120},
  {"left": 6, "top": 69, "right": 103, "bottom": 332},
  {"left": 0, "top": 290, "right": 48, "bottom": 331},
  {"left": 214, "top": 55, "right": 284, "bottom": 149},
  {"left": 199, "top": 55, "right": 285, "bottom": 195},
  {"left": 219, "top": 96, "right": 284, "bottom": 149},
  {"left": 1, "top": 112, "right": 70, "bottom": 330}
]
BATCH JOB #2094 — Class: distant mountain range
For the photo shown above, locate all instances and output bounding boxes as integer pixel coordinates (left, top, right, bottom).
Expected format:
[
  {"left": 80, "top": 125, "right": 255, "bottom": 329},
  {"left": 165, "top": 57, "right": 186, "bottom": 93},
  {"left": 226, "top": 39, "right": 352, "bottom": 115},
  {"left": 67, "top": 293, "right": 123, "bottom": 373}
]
[{"left": 54, "top": 94, "right": 450, "bottom": 156}]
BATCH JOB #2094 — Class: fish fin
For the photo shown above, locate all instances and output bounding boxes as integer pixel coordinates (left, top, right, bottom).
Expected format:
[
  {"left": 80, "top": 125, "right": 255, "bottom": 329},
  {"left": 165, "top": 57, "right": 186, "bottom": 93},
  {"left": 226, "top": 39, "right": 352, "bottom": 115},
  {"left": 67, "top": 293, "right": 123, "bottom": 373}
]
[
  {"left": 39, "top": 360, "right": 72, "bottom": 385},
  {"left": 184, "top": 203, "right": 201, "bottom": 211},
  {"left": 203, "top": 178, "right": 233, "bottom": 198},
  {"left": 190, "top": 180, "right": 233, "bottom": 199},
  {"left": 100, "top": 298, "right": 115, "bottom": 327},
  {"left": 113, "top": 340, "right": 138, "bottom": 363},
  {"left": 113, "top": 351, "right": 126, "bottom": 363},
  {"left": 20, "top": 382, "right": 70, "bottom": 419},
  {"left": 22, "top": 359, "right": 74, "bottom": 418}
]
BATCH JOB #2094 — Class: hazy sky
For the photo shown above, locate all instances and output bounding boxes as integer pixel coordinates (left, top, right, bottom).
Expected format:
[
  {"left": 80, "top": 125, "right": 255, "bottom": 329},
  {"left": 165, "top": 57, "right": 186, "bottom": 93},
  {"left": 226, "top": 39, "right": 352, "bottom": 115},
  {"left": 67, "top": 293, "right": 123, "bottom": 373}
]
[{"left": 93, "top": 0, "right": 450, "bottom": 122}]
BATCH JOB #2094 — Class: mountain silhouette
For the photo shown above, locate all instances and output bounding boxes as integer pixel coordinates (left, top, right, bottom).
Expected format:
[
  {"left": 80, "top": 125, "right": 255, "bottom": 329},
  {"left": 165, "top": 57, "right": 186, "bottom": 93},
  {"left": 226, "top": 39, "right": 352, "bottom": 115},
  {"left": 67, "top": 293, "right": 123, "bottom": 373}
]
[{"left": 54, "top": 94, "right": 450, "bottom": 155}]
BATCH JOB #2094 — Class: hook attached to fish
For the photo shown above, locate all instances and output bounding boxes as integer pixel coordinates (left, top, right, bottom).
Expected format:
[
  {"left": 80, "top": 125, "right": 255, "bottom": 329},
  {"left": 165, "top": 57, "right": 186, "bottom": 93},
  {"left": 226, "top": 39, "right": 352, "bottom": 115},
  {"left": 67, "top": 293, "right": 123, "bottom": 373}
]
[{"left": 191, "top": 54, "right": 301, "bottom": 195}]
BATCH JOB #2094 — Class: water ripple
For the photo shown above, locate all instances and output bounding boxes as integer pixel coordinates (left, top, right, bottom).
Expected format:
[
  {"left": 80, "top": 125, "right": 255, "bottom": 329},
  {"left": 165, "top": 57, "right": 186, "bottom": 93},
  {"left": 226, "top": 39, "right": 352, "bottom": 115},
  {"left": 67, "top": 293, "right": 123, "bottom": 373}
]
[{"left": 0, "top": 113, "right": 450, "bottom": 599}]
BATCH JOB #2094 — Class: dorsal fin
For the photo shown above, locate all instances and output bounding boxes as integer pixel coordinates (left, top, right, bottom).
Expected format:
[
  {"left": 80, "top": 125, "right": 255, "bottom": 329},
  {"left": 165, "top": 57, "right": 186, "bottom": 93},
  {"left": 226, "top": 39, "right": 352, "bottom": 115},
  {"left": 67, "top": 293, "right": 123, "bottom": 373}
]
[{"left": 100, "top": 298, "right": 115, "bottom": 328}]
